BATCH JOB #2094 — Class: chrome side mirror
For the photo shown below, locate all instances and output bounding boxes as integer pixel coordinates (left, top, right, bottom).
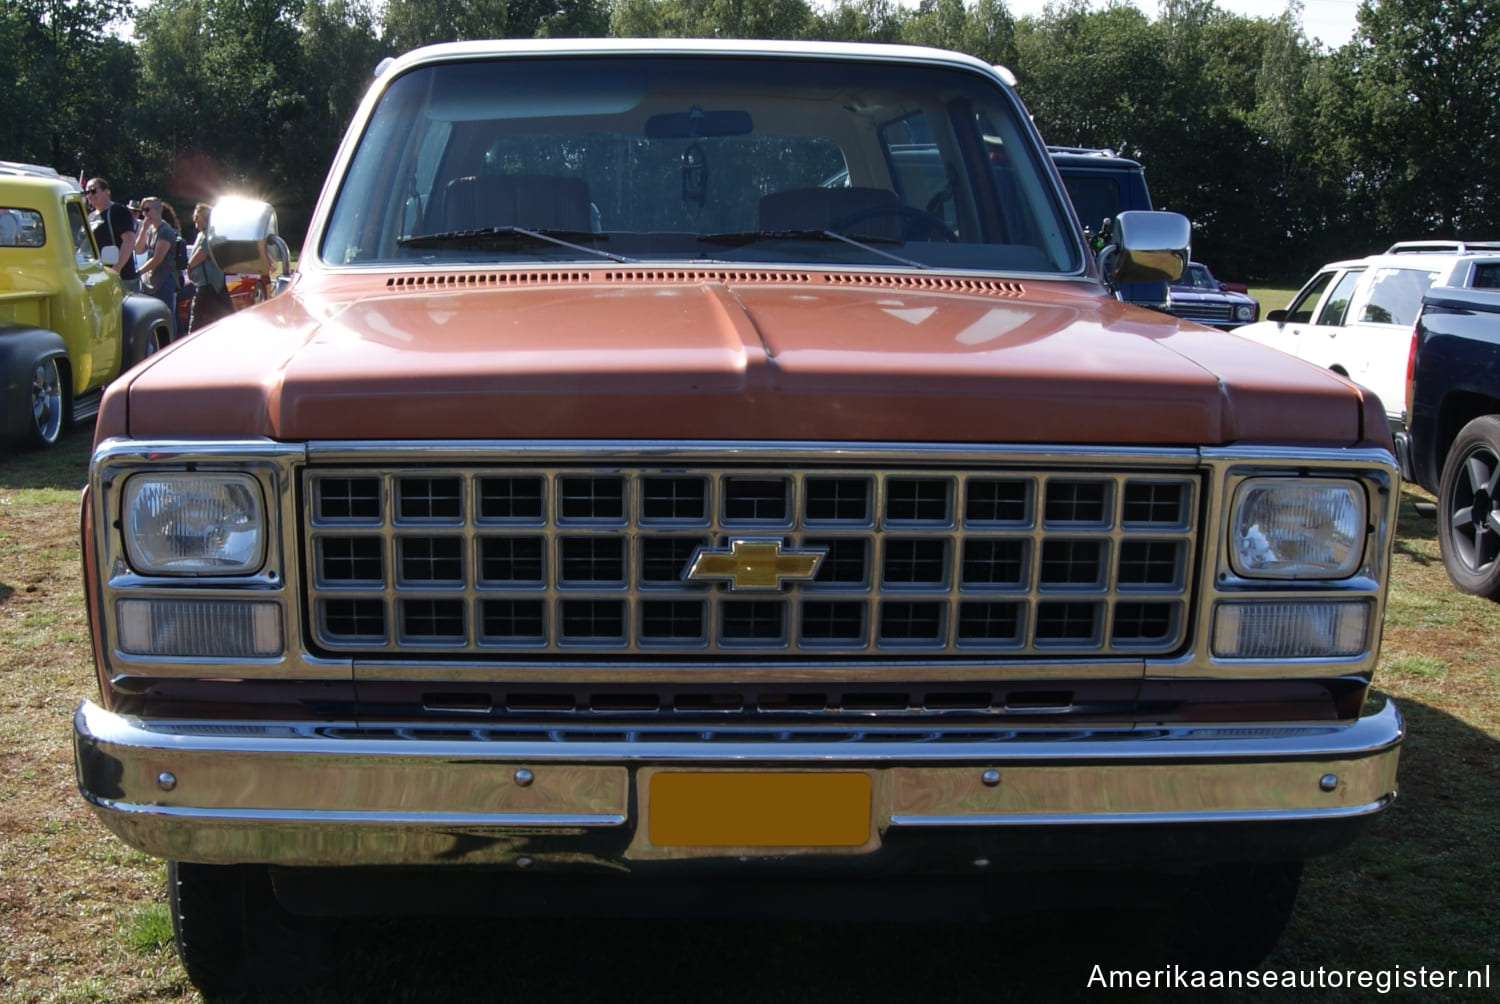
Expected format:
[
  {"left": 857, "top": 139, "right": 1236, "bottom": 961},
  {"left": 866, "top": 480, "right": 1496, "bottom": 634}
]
[
  {"left": 207, "top": 197, "right": 287, "bottom": 288},
  {"left": 268, "top": 235, "right": 292, "bottom": 297},
  {"left": 1098, "top": 210, "right": 1190, "bottom": 288}
]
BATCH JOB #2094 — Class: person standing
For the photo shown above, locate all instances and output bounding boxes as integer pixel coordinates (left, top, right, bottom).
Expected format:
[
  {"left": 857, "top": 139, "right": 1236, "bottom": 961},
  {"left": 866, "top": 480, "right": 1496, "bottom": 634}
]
[
  {"left": 185, "top": 202, "right": 233, "bottom": 333},
  {"left": 134, "top": 196, "right": 182, "bottom": 341},
  {"left": 83, "top": 178, "right": 139, "bottom": 290}
]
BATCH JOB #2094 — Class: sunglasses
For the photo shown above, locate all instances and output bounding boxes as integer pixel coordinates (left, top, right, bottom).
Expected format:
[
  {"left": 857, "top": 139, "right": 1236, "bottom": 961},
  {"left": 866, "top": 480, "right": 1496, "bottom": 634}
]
[{"left": 85, "top": 187, "right": 102, "bottom": 194}]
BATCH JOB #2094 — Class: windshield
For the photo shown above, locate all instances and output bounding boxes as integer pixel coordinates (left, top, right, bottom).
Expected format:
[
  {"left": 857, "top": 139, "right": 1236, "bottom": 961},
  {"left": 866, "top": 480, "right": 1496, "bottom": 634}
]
[
  {"left": 320, "top": 55, "right": 1080, "bottom": 274},
  {"left": 1182, "top": 265, "right": 1217, "bottom": 290}
]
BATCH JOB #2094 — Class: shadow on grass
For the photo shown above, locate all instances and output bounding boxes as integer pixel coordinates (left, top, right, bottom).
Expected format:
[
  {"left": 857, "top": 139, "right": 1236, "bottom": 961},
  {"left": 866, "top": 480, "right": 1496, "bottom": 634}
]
[
  {"left": 0, "top": 421, "right": 93, "bottom": 491},
  {"left": 1261, "top": 695, "right": 1499, "bottom": 998},
  {"left": 1393, "top": 486, "right": 1441, "bottom": 567},
  {"left": 214, "top": 908, "right": 1161, "bottom": 1004}
]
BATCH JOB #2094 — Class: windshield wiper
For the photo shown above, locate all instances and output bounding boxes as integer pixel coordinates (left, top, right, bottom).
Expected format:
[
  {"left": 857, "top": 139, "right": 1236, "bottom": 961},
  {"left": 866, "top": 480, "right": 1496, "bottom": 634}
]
[
  {"left": 700, "top": 229, "right": 928, "bottom": 269},
  {"left": 398, "top": 225, "right": 632, "bottom": 264}
]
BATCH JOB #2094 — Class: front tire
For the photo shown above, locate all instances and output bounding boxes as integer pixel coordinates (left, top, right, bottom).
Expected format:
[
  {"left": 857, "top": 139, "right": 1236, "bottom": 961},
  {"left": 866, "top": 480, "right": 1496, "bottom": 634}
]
[
  {"left": 28, "top": 354, "right": 67, "bottom": 448},
  {"left": 1437, "top": 414, "right": 1500, "bottom": 598},
  {"left": 169, "top": 862, "right": 332, "bottom": 997}
]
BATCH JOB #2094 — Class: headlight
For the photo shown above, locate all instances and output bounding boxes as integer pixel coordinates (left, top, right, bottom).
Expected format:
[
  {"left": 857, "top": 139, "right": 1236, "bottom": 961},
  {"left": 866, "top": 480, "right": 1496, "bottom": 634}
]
[
  {"left": 1236, "top": 304, "right": 1255, "bottom": 321},
  {"left": 1229, "top": 478, "right": 1365, "bottom": 579},
  {"left": 123, "top": 473, "right": 265, "bottom": 574}
]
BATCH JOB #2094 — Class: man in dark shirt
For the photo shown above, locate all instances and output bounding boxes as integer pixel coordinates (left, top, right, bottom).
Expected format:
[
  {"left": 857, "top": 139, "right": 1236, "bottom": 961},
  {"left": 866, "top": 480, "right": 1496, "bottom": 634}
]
[{"left": 84, "top": 177, "right": 139, "bottom": 290}]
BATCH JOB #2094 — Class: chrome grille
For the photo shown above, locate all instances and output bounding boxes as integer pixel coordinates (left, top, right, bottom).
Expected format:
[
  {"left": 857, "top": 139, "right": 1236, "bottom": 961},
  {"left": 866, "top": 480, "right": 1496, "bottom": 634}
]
[
  {"left": 1169, "top": 302, "right": 1233, "bottom": 323},
  {"left": 302, "top": 467, "right": 1199, "bottom": 657}
]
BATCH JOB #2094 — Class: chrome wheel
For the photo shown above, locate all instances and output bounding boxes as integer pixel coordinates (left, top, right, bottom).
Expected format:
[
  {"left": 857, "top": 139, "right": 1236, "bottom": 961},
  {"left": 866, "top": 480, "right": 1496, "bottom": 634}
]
[{"left": 30, "top": 357, "right": 64, "bottom": 446}]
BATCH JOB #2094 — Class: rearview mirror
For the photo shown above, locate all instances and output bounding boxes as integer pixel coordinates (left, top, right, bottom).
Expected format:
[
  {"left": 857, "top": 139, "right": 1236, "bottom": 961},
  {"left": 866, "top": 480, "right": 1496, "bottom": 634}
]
[{"left": 1266, "top": 308, "right": 1288, "bottom": 324}]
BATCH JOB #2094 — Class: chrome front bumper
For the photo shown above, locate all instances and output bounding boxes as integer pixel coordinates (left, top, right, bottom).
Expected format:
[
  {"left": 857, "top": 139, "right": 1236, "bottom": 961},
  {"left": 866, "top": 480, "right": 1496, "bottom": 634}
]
[{"left": 74, "top": 698, "right": 1403, "bottom": 870}]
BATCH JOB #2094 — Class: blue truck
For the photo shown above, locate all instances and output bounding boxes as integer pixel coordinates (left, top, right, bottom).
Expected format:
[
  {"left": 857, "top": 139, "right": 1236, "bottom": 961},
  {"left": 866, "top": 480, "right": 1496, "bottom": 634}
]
[{"left": 1397, "top": 249, "right": 1500, "bottom": 596}]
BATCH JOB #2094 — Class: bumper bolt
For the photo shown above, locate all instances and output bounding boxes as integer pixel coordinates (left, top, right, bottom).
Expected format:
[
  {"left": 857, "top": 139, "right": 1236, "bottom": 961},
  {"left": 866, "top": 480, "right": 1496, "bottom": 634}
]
[
  {"left": 1319, "top": 773, "right": 1339, "bottom": 792},
  {"left": 981, "top": 769, "right": 1001, "bottom": 787},
  {"left": 514, "top": 768, "right": 535, "bottom": 787},
  {"left": 156, "top": 772, "right": 176, "bottom": 791}
]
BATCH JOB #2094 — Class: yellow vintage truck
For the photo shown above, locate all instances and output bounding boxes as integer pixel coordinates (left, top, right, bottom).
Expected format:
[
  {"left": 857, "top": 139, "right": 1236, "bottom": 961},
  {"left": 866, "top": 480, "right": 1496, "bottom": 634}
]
[{"left": 0, "top": 164, "right": 171, "bottom": 448}]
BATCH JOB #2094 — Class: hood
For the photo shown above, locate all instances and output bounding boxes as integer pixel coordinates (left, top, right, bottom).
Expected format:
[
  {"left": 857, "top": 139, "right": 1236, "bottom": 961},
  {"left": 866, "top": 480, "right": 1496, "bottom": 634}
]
[{"left": 107, "top": 269, "right": 1384, "bottom": 447}]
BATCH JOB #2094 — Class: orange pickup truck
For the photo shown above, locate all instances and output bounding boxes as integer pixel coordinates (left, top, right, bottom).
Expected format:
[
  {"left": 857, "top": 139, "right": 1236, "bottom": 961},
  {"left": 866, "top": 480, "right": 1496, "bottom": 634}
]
[{"left": 72, "top": 39, "right": 1402, "bottom": 994}]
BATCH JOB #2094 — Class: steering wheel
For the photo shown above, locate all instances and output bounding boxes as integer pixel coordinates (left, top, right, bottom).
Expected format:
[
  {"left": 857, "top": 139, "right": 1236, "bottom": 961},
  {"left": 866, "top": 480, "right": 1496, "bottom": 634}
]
[{"left": 829, "top": 205, "right": 958, "bottom": 242}]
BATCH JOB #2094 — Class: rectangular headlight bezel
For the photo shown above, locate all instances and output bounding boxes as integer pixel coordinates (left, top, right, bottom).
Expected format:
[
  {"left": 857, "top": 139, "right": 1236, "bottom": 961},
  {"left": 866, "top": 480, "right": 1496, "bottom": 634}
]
[
  {"left": 1227, "top": 476, "right": 1367, "bottom": 580},
  {"left": 122, "top": 471, "right": 267, "bottom": 576}
]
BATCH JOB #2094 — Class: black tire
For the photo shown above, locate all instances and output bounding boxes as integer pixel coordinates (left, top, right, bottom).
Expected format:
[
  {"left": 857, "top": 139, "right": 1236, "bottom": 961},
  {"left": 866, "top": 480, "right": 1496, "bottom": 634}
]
[
  {"left": 1166, "top": 861, "right": 1302, "bottom": 968},
  {"left": 27, "top": 353, "right": 68, "bottom": 448},
  {"left": 169, "top": 861, "right": 332, "bottom": 998},
  {"left": 1437, "top": 414, "right": 1500, "bottom": 598},
  {"left": 127, "top": 322, "right": 165, "bottom": 369}
]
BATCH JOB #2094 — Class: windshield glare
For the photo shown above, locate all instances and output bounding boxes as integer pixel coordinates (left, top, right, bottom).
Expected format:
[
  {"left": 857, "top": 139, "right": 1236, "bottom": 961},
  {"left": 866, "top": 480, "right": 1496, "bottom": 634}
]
[{"left": 320, "top": 55, "right": 1080, "bottom": 274}]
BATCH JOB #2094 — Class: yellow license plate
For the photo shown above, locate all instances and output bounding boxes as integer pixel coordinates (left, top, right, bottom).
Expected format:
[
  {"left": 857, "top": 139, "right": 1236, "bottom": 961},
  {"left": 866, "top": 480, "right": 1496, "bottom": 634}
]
[{"left": 648, "top": 772, "right": 872, "bottom": 848}]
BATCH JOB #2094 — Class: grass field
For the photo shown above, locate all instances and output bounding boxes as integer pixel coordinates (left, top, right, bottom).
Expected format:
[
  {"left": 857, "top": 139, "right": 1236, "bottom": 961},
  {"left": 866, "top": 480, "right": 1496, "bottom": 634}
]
[
  {"left": 2, "top": 421, "right": 1497, "bottom": 1003},
  {"left": 1249, "top": 285, "right": 1300, "bottom": 315}
]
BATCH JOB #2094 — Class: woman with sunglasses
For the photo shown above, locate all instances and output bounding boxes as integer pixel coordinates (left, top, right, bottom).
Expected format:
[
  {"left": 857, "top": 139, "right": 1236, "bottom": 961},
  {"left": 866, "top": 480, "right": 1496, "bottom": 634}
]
[{"left": 132, "top": 197, "right": 182, "bottom": 341}]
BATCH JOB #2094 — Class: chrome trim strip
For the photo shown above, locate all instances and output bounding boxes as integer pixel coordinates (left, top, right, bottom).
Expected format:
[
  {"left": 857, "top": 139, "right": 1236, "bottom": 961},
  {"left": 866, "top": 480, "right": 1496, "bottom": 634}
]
[
  {"left": 304, "top": 440, "right": 1206, "bottom": 465},
  {"left": 890, "top": 801, "right": 1393, "bottom": 827},
  {"left": 84, "top": 805, "right": 626, "bottom": 828},
  {"left": 75, "top": 698, "right": 1403, "bottom": 763}
]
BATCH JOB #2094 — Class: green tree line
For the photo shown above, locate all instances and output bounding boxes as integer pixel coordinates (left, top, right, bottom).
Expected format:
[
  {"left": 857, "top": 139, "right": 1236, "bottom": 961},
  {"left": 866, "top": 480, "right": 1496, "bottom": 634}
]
[{"left": 3, "top": 0, "right": 1496, "bottom": 281}]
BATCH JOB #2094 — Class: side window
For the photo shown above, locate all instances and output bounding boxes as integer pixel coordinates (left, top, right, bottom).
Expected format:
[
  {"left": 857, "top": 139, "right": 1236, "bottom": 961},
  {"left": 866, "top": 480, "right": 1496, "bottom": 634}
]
[
  {"left": 67, "top": 201, "right": 98, "bottom": 263},
  {"left": 1476, "top": 263, "right": 1500, "bottom": 289},
  {"left": 1315, "top": 269, "right": 1364, "bottom": 326},
  {"left": 1359, "top": 267, "right": 1435, "bottom": 325},
  {"left": 1285, "top": 271, "right": 1335, "bottom": 324}
]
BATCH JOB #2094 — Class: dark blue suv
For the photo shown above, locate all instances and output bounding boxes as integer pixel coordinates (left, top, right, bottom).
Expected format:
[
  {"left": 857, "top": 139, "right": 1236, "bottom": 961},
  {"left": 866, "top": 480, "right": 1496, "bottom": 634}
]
[{"left": 1049, "top": 146, "right": 1169, "bottom": 311}]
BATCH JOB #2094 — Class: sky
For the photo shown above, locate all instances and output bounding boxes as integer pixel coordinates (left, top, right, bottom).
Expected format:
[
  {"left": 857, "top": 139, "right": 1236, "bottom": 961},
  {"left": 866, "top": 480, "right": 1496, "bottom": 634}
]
[{"left": 1003, "top": 0, "right": 1365, "bottom": 48}]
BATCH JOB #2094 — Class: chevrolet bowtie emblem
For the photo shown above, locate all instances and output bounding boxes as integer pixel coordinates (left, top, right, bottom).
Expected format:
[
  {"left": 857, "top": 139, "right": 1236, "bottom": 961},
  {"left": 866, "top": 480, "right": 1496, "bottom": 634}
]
[{"left": 685, "top": 539, "right": 826, "bottom": 591}]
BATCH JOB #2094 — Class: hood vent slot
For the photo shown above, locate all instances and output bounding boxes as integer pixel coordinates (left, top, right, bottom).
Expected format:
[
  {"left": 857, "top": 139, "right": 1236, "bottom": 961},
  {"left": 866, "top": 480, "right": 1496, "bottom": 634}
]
[
  {"left": 822, "top": 273, "right": 1026, "bottom": 295},
  {"left": 386, "top": 271, "right": 592, "bottom": 289},
  {"left": 386, "top": 268, "right": 1027, "bottom": 295}
]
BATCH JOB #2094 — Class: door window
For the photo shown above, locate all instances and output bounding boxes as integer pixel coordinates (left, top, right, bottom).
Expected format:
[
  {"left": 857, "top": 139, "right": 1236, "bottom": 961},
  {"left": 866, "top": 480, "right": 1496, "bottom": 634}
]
[
  {"left": 1315, "top": 269, "right": 1364, "bottom": 326},
  {"left": 1284, "top": 270, "right": 1335, "bottom": 324}
]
